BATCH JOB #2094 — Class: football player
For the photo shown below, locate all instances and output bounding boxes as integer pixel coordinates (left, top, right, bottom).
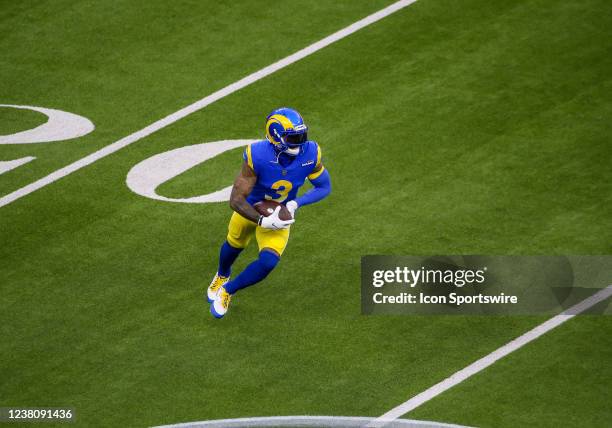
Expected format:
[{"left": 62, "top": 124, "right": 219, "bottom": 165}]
[{"left": 207, "top": 107, "right": 331, "bottom": 318}]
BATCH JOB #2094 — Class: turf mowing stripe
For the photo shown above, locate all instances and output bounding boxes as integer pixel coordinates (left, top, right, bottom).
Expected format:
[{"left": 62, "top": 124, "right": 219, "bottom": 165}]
[
  {"left": 0, "top": 0, "right": 418, "bottom": 209},
  {"left": 369, "top": 285, "right": 612, "bottom": 427}
]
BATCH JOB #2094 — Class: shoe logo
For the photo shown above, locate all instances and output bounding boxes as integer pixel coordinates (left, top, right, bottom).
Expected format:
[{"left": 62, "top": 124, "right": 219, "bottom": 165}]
[{"left": 301, "top": 160, "right": 314, "bottom": 166}]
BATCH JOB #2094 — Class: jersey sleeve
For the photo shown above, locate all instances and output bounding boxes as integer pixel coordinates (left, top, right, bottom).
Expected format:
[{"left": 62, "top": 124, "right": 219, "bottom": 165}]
[
  {"left": 243, "top": 144, "right": 256, "bottom": 172},
  {"left": 307, "top": 143, "right": 325, "bottom": 180}
]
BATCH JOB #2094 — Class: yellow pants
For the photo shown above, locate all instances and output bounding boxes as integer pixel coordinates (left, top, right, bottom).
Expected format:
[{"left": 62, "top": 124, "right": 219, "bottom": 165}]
[{"left": 226, "top": 211, "right": 290, "bottom": 255}]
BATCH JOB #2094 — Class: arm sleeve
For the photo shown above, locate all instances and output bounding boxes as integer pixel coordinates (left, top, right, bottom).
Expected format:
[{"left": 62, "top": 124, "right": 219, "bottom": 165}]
[
  {"left": 295, "top": 168, "right": 331, "bottom": 207},
  {"left": 243, "top": 144, "right": 255, "bottom": 172}
]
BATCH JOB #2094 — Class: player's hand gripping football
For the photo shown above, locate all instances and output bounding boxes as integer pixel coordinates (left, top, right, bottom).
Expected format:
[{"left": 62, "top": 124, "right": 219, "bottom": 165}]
[
  {"left": 258, "top": 206, "right": 294, "bottom": 230},
  {"left": 285, "top": 200, "right": 298, "bottom": 219}
]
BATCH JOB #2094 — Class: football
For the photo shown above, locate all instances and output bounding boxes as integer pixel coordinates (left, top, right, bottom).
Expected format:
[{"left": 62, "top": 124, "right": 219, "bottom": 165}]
[{"left": 253, "top": 200, "right": 293, "bottom": 221}]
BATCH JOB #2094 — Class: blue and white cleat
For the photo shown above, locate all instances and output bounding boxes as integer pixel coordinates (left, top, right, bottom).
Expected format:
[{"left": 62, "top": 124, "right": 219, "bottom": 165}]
[
  {"left": 210, "top": 286, "right": 231, "bottom": 319},
  {"left": 207, "top": 273, "right": 229, "bottom": 303}
]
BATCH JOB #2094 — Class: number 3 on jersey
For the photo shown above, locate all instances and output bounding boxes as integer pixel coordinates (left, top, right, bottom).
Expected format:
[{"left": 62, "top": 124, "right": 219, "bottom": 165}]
[{"left": 265, "top": 179, "right": 293, "bottom": 202}]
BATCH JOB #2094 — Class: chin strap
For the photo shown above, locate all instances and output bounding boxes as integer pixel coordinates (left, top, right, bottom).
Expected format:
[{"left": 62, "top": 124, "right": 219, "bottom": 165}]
[
  {"left": 270, "top": 145, "right": 299, "bottom": 164},
  {"left": 269, "top": 146, "right": 283, "bottom": 164}
]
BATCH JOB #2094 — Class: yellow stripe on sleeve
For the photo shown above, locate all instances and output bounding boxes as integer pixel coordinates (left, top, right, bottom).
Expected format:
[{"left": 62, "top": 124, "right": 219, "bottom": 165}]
[
  {"left": 308, "top": 165, "right": 325, "bottom": 180},
  {"left": 246, "top": 144, "right": 254, "bottom": 170},
  {"left": 315, "top": 144, "right": 322, "bottom": 167}
]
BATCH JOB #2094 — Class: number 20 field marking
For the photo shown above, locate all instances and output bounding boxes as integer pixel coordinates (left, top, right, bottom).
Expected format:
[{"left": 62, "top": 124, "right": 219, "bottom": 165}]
[{"left": 0, "top": 0, "right": 419, "bottom": 209}]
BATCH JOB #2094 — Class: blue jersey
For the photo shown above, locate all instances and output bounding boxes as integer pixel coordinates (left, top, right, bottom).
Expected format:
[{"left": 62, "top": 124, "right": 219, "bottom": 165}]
[{"left": 243, "top": 140, "right": 323, "bottom": 205}]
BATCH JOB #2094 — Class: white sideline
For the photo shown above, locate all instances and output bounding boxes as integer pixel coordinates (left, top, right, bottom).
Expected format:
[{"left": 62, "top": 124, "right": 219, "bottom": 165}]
[
  {"left": 0, "top": 0, "right": 418, "bottom": 209},
  {"left": 369, "top": 285, "right": 612, "bottom": 427}
]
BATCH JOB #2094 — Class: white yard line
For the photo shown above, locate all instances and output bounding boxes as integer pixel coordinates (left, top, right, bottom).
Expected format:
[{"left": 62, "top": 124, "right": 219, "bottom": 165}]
[
  {"left": 0, "top": 0, "right": 418, "bottom": 209},
  {"left": 369, "top": 285, "right": 612, "bottom": 427}
]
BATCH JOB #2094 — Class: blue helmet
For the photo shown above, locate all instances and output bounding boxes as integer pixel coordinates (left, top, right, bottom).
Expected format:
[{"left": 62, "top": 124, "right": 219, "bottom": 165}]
[{"left": 265, "top": 107, "right": 308, "bottom": 156}]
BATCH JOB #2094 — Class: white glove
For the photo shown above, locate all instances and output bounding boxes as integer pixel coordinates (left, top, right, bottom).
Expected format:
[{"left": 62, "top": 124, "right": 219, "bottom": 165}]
[
  {"left": 286, "top": 200, "right": 298, "bottom": 219},
  {"left": 258, "top": 206, "right": 295, "bottom": 230}
]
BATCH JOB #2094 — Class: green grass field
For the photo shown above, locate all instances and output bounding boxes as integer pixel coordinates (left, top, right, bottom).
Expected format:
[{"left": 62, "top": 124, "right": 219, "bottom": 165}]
[{"left": 1, "top": 0, "right": 611, "bottom": 427}]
